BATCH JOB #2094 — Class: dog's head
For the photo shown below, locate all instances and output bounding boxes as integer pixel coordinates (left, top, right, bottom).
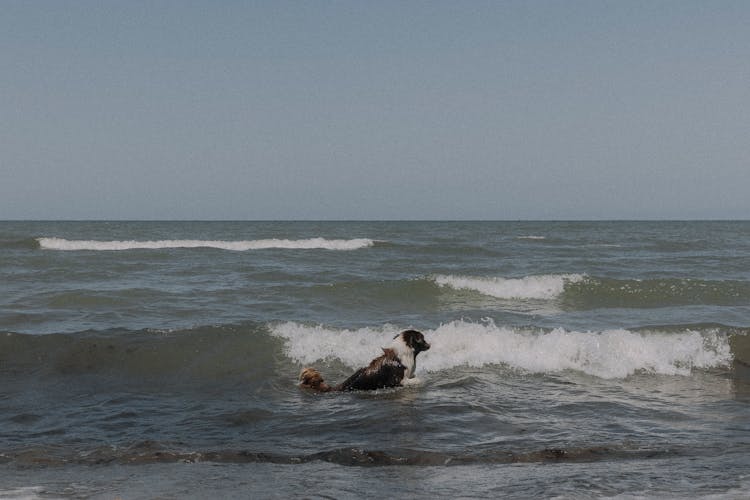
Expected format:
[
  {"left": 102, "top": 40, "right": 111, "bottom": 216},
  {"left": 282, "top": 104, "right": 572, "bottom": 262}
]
[
  {"left": 299, "top": 367, "right": 330, "bottom": 391},
  {"left": 396, "top": 329, "right": 430, "bottom": 356}
]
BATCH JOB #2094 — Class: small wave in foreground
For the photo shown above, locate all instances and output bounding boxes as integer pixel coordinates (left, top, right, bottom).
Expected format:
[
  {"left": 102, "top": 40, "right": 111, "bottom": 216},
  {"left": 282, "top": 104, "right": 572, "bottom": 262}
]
[
  {"left": 37, "top": 237, "right": 375, "bottom": 251},
  {"left": 1, "top": 441, "right": 684, "bottom": 467}
]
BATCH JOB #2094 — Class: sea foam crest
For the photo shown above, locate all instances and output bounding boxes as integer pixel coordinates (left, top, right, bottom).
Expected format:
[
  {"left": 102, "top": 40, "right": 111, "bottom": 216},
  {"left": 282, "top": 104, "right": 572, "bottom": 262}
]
[
  {"left": 37, "top": 237, "right": 374, "bottom": 251},
  {"left": 434, "top": 274, "right": 584, "bottom": 300},
  {"left": 0, "top": 487, "right": 46, "bottom": 500},
  {"left": 271, "top": 320, "right": 731, "bottom": 379}
]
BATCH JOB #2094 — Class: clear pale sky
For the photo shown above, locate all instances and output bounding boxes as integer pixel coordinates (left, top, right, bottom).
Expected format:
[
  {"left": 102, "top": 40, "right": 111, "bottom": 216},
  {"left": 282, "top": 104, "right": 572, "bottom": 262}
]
[{"left": 2, "top": 1, "right": 749, "bottom": 220}]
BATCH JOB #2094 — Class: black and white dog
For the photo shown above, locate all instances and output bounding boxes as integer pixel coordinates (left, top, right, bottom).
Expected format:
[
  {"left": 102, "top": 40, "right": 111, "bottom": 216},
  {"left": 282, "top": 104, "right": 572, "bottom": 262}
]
[{"left": 299, "top": 330, "right": 430, "bottom": 392}]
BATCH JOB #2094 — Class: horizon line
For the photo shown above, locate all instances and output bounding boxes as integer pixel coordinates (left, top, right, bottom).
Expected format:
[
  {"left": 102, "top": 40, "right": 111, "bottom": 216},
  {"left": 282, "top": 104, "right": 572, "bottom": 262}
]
[{"left": 2, "top": 218, "right": 749, "bottom": 223}]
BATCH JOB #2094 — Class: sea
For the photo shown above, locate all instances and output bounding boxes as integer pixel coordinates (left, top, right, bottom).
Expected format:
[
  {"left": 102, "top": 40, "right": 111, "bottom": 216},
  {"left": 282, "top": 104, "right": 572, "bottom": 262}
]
[{"left": 1, "top": 220, "right": 749, "bottom": 499}]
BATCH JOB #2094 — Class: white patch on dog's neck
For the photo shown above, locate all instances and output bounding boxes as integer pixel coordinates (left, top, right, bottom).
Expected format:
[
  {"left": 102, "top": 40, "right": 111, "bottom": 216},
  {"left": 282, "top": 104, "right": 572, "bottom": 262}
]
[{"left": 391, "top": 334, "right": 416, "bottom": 378}]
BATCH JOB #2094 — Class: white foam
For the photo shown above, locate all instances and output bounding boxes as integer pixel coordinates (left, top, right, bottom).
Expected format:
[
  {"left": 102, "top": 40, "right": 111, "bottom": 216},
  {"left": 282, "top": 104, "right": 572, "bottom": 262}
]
[
  {"left": 0, "top": 487, "right": 46, "bottom": 500},
  {"left": 434, "top": 274, "right": 584, "bottom": 300},
  {"left": 37, "top": 237, "right": 374, "bottom": 251},
  {"left": 517, "top": 235, "right": 547, "bottom": 240},
  {"left": 271, "top": 322, "right": 397, "bottom": 369},
  {"left": 271, "top": 320, "right": 732, "bottom": 379}
]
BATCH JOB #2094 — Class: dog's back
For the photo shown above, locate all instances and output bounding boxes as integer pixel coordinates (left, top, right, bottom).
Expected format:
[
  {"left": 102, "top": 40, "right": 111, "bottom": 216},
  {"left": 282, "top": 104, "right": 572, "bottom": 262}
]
[{"left": 336, "top": 348, "right": 406, "bottom": 391}]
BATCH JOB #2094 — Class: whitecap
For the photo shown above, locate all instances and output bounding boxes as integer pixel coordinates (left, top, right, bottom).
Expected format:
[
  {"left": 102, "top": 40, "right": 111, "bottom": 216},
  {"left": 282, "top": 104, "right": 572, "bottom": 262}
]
[
  {"left": 37, "top": 237, "right": 375, "bottom": 251},
  {"left": 0, "top": 487, "right": 46, "bottom": 500},
  {"left": 433, "top": 274, "right": 585, "bottom": 300},
  {"left": 271, "top": 320, "right": 732, "bottom": 379}
]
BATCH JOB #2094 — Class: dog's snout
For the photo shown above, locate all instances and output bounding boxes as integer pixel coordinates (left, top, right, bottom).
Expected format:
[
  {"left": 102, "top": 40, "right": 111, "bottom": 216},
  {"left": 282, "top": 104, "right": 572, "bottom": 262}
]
[{"left": 423, "top": 341, "right": 431, "bottom": 350}]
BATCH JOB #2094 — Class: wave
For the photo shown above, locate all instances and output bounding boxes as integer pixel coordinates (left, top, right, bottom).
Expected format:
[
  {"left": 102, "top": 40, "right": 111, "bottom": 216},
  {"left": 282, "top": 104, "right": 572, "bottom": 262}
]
[
  {"left": 2, "top": 321, "right": 744, "bottom": 382},
  {"left": 434, "top": 274, "right": 584, "bottom": 300},
  {"left": 563, "top": 276, "right": 750, "bottom": 308},
  {"left": 1, "top": 441, "right": 684, "bottom": 467},
  {"left": 0, "top": 324, "right": 283, "bottom": 381},
  {"left": 0, "top": 237, "right": 40, "bottom": 250},
  {"left": 271, "top": 320, "right": 735, "bottom": 379},
  {"left": 0, "top": 487, "right": 46, "bottom": 499},
  {"left": 36, "top": 237, "right": 375, "bottom": 251},
  {"left": 433, "top": 274, "right": 750, "bottom": 308}
]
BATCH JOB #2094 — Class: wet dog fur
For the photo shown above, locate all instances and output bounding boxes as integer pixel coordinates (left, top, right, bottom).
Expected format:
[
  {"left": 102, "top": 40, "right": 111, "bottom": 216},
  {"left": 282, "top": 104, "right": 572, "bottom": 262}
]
[{"left": 299, "top": 330, "right": 430, "bottom": 392}]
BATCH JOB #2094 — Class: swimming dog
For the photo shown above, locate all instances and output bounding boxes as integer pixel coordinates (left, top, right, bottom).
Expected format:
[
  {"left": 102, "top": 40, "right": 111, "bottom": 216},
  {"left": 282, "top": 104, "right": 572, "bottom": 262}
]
[{"left": 299, "top": 329, "right": 430, "bottom": 392}]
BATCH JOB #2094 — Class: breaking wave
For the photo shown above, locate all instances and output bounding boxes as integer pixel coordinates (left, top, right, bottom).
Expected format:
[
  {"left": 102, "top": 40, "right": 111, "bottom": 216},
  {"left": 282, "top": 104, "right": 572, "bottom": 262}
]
[
  {"left": 434, "top": 274, "right": 584, "bottom": 300},
  {"left": 2, "top": 321, "right": 742, "bottom": 382},
  {"left": 37, "top": 237, "right": 375, "bottom": 251},
  {"left": 433, "top": 274, "right": 750, "bottom": 308},
  {"left": 271, "top": 320, "right": 734, "bottom": 379}
]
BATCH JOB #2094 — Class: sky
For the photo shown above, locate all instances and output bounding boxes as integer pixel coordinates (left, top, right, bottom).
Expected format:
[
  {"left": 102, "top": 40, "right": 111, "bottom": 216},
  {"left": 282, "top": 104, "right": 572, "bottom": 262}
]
[{"left": 1, "top": 1, "right": 749, "bottom": 220}]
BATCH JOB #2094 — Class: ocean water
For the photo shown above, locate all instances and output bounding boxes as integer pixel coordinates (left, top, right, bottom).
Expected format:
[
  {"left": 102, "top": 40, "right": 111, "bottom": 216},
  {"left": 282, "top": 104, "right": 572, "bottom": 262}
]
[{"left": 1, "top": 221, "right": 749, "bottom": 499}]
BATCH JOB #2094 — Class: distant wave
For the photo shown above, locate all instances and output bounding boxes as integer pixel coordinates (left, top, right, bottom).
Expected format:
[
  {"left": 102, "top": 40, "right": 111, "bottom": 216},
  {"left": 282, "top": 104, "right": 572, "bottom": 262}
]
[
  {"left": 434, "top": 274, "right": 585, "bottom": 300},
  {"left": 433, "top": 274, "right": 750, "bottom": 308},
  {"left": 516, "top": 235, "right": 547, "bottom": 240},
  {"left": 37, "top": 237, "right": 375, "bottom": 251},
  {"left": 0, "top": 237, "right": 40, "bottom": 250},
  {"left": 271, "top": 320, "right": 733, "bottom": 379},
  {"left": 563, "top": 276, "right": 750, "bottom": 308}
]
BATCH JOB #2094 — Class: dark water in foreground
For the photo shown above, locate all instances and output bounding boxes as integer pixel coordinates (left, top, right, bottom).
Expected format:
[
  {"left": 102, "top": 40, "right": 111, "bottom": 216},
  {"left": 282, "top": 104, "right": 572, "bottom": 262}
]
[{"left": 1, "top": 221, "right": 749, "bottom": 499}]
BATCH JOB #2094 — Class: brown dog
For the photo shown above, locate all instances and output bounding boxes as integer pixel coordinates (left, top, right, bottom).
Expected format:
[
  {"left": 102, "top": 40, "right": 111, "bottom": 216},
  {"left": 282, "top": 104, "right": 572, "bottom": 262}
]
[{"left": 299, "top": 330, "right": 430, "bottom": 392}]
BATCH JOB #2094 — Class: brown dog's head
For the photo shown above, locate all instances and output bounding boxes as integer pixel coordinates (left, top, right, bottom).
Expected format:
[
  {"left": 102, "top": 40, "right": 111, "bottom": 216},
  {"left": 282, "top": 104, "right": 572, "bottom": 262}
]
[{"left": 299, "top": 367, "right": 331, "bottom": 391}]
